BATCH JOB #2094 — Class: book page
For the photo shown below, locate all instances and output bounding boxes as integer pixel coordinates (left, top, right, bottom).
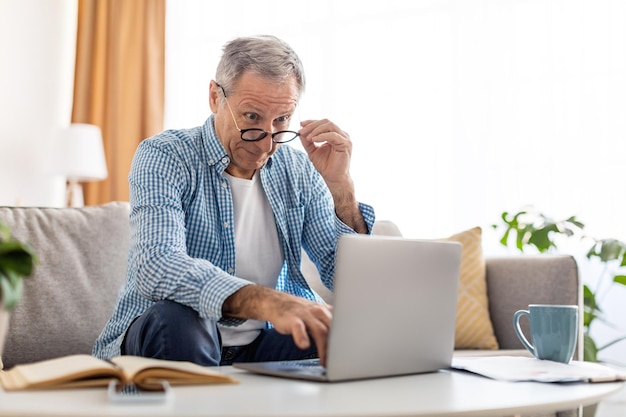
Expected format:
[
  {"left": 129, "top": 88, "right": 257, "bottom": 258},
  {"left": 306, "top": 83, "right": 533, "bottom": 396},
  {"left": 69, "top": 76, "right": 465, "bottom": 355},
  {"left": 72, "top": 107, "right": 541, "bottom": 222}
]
[
  {"left": 0, "top": 354, "right": 121, "bottom": 391},
  {"left": 110, "top": 356, "right": 238, "bottom": 386},
  {"left": 452, "top": 356, "right": 626, "bottom": 383}
]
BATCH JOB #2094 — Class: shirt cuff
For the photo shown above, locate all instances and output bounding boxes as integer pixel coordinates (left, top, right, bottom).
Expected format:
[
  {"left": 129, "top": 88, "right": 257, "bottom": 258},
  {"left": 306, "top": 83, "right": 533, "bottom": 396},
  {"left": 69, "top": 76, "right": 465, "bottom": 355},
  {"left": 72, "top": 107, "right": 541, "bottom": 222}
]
[
  {"left": 335, "top": 202, "right": 376, "bottom": 234},
  {"left": 198, "top": 274, "right": 253, "bottom": 325}
]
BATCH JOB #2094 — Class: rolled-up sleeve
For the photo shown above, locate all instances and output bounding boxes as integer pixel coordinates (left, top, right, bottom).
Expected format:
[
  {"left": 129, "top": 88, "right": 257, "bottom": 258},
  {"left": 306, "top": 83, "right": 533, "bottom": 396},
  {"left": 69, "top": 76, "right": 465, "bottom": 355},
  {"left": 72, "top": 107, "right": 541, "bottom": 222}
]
[{"left": 128, "top": 135, "right": 251, "bottom": 322}]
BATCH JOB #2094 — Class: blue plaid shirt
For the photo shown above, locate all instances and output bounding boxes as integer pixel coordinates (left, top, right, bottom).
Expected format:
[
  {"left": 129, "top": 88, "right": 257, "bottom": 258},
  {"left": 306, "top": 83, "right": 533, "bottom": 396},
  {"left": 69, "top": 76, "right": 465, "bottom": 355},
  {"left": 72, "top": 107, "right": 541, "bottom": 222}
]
[{"left": 93, "top": 115, "right": 375, "bottom": 359}]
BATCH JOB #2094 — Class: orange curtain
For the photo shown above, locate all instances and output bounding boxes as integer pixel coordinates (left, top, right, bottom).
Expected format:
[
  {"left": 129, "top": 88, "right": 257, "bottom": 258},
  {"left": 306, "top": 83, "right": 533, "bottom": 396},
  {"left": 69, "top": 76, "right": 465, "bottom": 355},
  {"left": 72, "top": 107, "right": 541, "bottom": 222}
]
[{"left": 71, "top": 0, "right": 165, "bottom": 205}]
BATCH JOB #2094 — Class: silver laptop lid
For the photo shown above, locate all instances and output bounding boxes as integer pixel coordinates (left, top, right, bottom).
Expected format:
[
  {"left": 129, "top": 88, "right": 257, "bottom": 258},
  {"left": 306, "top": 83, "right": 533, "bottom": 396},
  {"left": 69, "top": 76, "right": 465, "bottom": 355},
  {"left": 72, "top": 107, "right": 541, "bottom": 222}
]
[{"left": 325, "top": 234, "right": 461, "bottom": 381}]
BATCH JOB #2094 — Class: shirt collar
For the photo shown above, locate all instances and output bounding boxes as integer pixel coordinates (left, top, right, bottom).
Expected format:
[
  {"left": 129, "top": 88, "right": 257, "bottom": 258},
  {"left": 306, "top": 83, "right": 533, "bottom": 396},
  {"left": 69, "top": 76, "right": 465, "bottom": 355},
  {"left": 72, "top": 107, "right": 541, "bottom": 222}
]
[{"left": 202, "top": 114, "right": 230, "bottom": 174}]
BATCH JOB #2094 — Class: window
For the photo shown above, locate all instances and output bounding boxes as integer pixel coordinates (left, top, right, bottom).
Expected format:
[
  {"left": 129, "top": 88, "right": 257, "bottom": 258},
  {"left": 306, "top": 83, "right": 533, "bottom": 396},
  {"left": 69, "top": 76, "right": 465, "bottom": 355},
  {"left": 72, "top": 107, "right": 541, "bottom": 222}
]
[{"left": 165, "top": 0, "right": 626, "bottom": 241}]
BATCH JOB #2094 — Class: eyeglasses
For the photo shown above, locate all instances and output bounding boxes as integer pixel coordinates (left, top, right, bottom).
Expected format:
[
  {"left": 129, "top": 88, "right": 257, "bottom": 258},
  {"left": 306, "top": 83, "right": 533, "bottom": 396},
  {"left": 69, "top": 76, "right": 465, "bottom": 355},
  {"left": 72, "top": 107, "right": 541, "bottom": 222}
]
[{"left": 217, "top": 83, "right": 299, "bottom": 144}]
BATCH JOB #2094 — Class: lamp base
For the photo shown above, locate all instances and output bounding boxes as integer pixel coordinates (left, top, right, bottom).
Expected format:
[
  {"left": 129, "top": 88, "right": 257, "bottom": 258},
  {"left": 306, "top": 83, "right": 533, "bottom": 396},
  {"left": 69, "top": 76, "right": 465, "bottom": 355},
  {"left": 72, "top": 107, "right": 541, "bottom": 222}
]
[{"left": 66, "top": 179, "right": 84, "bottom": 207}]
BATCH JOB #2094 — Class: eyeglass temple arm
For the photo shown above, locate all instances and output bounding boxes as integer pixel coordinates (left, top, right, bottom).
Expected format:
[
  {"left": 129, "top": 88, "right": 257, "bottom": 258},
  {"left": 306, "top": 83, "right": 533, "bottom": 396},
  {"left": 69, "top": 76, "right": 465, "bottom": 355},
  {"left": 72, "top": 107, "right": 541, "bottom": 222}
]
[{"left": 216, "top": 82, "right": 227, "bottom": 98}]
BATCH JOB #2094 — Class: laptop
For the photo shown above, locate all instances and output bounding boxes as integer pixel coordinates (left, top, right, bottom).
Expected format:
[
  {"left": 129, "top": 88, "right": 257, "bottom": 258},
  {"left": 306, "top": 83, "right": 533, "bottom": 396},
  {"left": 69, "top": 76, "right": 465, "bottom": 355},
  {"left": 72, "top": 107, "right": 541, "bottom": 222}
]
[{"left": 233, "top": 233, "right": 461, "bottom": 382}]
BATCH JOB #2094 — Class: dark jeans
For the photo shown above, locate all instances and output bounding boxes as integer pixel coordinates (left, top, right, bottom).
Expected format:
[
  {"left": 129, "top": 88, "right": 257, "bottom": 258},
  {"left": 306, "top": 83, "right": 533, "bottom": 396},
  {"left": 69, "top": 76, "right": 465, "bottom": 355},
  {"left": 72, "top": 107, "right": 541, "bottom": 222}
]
[{"left": 122, "top": 300, "right": 318, "bottom": 366}]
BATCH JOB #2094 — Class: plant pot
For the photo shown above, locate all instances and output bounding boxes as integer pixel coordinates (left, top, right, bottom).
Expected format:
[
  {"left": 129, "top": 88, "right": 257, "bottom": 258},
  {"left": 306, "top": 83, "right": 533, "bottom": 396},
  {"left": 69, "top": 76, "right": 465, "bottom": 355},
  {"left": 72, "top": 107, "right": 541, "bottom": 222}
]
[{"left": 0, "top": 303, "right": 9, "bottom": 369}]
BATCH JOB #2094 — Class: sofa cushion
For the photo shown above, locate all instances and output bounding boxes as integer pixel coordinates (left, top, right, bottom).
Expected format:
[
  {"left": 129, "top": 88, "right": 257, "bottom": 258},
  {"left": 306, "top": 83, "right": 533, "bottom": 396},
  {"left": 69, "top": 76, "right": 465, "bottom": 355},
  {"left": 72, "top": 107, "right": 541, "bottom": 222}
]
[
  {"left": 444, "top": 227, "right": 499, "bottom": 350},
  {"left": 0, "top": 202, "right": 130, "bottom": 369}
]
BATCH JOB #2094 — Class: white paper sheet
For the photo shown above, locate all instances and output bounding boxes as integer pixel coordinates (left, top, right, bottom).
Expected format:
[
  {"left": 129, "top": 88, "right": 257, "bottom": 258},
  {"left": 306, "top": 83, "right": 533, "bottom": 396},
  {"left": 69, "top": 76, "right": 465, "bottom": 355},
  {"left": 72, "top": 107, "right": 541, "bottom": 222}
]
[{"left": 452, "top": 356, "right": 626, "bottom": 383}]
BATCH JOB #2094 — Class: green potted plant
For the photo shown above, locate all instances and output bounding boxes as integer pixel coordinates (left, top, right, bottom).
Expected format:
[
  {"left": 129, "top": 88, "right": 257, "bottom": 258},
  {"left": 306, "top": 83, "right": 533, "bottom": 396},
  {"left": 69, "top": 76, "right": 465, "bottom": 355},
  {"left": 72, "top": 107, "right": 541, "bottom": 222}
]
[
  {"left": 493, "top": 208, "right": 626, "bottom": 362},
  {"left": 0, "top": 222, "right": 37, "bottom": 360}
]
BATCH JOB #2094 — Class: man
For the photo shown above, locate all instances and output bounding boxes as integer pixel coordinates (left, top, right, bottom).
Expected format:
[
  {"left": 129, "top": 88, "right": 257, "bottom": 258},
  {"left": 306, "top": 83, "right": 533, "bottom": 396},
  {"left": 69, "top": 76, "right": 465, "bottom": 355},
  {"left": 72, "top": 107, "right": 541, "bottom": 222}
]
[{"left": 93, "top": 35, "right": 375, "bottom": 367}]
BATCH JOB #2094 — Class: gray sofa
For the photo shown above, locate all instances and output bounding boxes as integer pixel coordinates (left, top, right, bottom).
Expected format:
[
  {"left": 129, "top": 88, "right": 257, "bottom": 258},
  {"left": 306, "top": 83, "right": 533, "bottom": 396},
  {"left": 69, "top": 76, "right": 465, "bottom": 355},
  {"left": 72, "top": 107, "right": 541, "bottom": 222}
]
[{"left": 0, "top": 203, "right": 583, "bottom": 416}]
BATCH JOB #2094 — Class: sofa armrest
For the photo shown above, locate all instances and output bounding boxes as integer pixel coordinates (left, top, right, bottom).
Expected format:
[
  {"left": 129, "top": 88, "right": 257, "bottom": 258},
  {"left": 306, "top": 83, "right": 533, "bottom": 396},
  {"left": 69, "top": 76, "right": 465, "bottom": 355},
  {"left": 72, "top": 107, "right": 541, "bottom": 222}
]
[{"left": 485, "top": 255, "right": 583, "bottom": 359}]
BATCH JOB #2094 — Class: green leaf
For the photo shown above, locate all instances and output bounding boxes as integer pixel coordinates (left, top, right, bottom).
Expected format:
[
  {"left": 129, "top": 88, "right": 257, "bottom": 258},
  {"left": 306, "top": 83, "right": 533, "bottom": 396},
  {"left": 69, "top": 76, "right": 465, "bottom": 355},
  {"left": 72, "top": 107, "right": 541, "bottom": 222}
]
[
  {"left": 565, "top": 216, "right": 585, "bottom": 229},
  {"left": 499, "top": 228, "right": 511, "bottom": 248},
  {"left": 0, "top": 244, "right": 36, "bottom": 276},
  {"left": 516, "top": 231, "right": 525, "bottom": 251},
  {"left": 588, "top": 238, "right": 626, "bottom": 262},
  {"left": 584, "top": 333, "right": 598, "bottom": 362},
  {"left": 583, "top": 285, "right": 600, "bottom": 328},
  {"left": 494, "top": 209, "right": 587, "bottom": 255},
  {"left": 0, "top": 222, "right": 38, "bottom": 309},
  {"left": 0, "top": 271, "right": 23, "bottom": 310},
  {"left": 583, "top": 309, "right": 596, "bottom": 328},
  {"left": 527, "top": 226, "right": 557, "bottom": 253},
  {"left": 614, "top": 275, "right": 626, "bottom": 286},
  {"left": 583, "top": 285, "right": 599, "bottom": 310}
]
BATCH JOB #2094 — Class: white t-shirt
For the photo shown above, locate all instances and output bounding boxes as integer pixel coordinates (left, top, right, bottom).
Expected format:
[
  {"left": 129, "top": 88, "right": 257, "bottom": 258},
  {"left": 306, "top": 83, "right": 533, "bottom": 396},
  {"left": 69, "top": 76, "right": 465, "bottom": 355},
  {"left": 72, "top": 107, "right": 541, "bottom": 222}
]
[{"left": 218, "top": 171, "right": 285, "bottom": 347}]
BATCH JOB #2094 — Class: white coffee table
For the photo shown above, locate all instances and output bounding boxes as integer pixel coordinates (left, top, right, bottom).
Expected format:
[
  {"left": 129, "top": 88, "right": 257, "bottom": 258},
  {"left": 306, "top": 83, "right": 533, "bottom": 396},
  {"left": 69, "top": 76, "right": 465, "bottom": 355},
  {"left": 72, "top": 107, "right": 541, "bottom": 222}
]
[{"left": 0, "top": 366, "right": 622, "bottom": 417}]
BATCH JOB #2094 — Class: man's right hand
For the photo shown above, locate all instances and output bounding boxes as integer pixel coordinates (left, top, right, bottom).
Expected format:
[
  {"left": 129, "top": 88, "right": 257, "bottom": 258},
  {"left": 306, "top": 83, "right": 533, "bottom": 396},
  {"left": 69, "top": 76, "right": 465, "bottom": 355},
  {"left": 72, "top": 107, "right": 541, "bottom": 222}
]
[{"left": 222, "top": 285, "right": 333, "bottom": 366}]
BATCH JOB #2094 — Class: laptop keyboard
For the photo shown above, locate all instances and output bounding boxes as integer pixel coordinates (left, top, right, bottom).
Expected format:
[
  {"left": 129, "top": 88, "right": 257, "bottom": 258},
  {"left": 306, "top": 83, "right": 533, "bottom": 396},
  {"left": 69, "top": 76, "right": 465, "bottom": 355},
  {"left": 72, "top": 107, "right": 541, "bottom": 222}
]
[
  {"left": 277, "top": 358, "right": 326, "bottom": 375},
  {"left": 286, "top": 358, "right": 322, "bottom": 367}
]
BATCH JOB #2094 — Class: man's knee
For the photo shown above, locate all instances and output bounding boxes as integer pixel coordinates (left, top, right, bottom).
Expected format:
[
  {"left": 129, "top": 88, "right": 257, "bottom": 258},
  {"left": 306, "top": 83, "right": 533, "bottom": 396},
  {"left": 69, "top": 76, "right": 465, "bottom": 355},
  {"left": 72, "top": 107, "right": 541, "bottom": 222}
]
[
  {"left": 150, "top": 300, "right": 199, "bottom": 322},
  {"left": 123, "top": 300, "right": 221, "bottom": 365}
]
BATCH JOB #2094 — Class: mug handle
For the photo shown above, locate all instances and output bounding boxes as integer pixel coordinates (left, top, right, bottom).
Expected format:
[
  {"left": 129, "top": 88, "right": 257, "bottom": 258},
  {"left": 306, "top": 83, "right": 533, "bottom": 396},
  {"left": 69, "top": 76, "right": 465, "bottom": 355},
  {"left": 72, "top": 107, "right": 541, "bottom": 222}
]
[{"left": 513, "top": 310, "right": 536, "bottom": 356}]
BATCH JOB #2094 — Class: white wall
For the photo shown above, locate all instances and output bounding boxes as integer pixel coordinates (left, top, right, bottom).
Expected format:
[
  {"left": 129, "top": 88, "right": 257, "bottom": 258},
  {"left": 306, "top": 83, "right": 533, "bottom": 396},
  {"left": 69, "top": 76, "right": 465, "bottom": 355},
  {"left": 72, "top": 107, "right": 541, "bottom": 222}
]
[{"left": 0, "top": 0, "right": 77, "bottom": 206}]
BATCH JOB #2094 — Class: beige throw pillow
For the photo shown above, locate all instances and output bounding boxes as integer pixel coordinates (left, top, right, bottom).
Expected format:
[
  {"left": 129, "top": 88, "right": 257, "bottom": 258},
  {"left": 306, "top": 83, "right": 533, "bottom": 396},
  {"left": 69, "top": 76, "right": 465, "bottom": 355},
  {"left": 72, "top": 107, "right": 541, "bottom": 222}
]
[{"left": 444, "top": 227, "right": 499, "bottom": 349}]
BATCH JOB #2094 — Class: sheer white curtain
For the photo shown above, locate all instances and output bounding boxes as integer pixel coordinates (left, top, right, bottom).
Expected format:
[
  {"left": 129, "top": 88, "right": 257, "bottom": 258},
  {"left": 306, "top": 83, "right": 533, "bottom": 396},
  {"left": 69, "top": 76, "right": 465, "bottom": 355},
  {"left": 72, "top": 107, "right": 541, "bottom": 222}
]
[{"left": 165, "top": 0, "right": 626, "bottom": 359}]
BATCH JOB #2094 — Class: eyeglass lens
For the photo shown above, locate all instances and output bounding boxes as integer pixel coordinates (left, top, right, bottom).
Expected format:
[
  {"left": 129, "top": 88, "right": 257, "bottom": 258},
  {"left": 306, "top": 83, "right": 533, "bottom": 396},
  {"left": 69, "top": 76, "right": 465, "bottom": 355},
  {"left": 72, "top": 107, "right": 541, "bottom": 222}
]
[{"left": 240, "top": 129, "right": 298, "bottom": 143}]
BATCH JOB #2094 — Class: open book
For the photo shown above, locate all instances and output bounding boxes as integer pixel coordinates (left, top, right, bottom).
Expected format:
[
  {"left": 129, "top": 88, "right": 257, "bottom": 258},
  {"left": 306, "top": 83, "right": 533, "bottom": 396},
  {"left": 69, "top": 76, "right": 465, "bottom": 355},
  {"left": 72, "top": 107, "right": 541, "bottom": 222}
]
[
  {"left": 0, "top": 354, "right": 238, "bottom": 391},
  {"left": 452, "top": 356, "right": 626, "bottom": 383}
]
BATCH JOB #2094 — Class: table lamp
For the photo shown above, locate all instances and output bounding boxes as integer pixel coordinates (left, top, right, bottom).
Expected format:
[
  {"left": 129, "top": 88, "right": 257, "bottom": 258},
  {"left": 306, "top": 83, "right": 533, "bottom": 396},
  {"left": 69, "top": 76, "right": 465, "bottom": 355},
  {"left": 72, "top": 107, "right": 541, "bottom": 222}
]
[{"left": 59, "top": 123, "right": 108, "bottom": 207}]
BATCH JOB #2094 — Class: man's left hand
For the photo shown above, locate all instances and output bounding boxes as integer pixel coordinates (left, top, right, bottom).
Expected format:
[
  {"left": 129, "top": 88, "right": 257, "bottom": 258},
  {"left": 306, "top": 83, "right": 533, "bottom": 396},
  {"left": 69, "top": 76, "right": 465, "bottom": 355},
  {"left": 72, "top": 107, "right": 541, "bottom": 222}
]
[
  {"left": 298, "top": 119, "right": 368, "bottom": 234},
  {"left": 298, "top": 119, "right": 352, "bottom": 189}
]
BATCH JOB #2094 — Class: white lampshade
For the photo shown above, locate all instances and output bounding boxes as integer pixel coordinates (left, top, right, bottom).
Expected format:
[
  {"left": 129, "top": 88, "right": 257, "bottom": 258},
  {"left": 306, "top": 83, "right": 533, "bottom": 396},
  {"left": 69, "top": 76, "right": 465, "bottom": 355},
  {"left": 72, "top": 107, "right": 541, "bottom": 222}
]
[
  {"left": 56, "top": 123, "right": 108, "bottom": 207},
  {"left": 59, "top": 123, "right": 108, "bottom": 181}
]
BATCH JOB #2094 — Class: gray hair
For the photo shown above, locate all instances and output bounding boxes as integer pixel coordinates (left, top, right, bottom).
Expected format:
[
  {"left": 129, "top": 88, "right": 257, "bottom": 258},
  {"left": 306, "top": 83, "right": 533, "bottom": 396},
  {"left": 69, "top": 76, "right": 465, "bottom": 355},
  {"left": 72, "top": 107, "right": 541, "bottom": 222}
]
[{"left": 215, "top": 35, "right": 305, "bottom": 99}]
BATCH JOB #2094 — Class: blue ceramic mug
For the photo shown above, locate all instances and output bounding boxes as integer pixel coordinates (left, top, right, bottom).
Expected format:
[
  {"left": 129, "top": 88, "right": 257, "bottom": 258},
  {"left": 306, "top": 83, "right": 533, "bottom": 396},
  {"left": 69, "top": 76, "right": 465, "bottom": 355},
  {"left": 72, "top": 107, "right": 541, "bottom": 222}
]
[{"left": 513, "top": 304, "right": 578, "bottom": 363}]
